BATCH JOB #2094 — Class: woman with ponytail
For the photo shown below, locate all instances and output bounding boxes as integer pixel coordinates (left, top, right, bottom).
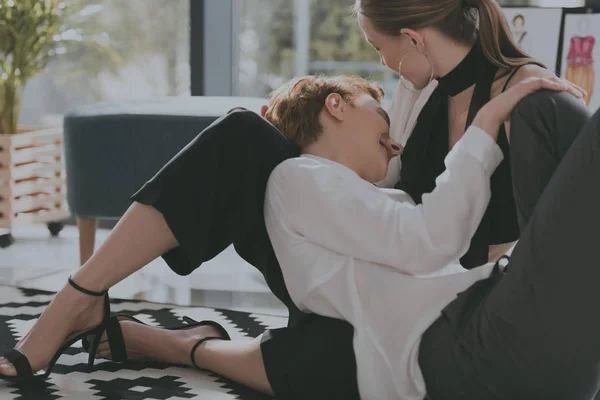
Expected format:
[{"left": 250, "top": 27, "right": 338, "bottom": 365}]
[
  {"left": 346, "top": 0, "right": 595, "bottom": 398},
  {"left": 356, "top": 0, "right": 586, "bottom": 267}
]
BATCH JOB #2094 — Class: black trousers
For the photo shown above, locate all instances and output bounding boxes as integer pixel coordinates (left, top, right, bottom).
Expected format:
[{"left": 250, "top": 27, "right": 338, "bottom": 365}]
[
  {"left": 131, "top": 108, "right": 359, "bottom": 400},
  {"left": 419, "top": 91, "right": 600, "bottom": 399}
]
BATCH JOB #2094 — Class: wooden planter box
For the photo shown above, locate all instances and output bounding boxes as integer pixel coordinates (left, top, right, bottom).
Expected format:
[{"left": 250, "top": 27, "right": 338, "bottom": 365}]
[{"left": 0, "top": 127, "right": 70, "bottom": 230}]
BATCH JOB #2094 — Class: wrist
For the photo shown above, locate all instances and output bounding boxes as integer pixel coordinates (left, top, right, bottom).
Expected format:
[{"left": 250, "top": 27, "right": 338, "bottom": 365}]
[{"left": 472, "top": 112, "right": 501, "bottom": 140}]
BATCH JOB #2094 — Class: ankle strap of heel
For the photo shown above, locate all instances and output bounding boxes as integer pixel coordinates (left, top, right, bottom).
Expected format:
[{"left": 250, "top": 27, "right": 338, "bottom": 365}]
[{"left": 68, "top": 276, "right": 107, "bottom": 297}]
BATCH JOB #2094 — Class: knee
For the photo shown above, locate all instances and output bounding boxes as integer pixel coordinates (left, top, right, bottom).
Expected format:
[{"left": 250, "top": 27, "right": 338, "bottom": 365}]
[
  {"left": 510, "top": 90, "right": 591, "bottom": 157},
  {"left": 219, "top": 109, "right": 299, "bottom": 164},
  {"left": 222, "top": 108, "right": 269, "bottom": 137},
  {"left": 511, "top": 90, "right": 590, "bottom": 135},
  {"left": 222, "top": 109, "right": 288, "bottom": 143}
]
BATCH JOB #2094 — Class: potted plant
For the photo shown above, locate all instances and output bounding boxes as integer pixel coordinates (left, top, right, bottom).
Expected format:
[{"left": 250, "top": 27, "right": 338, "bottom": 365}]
[{"left": 0, "top": 0, "right": 121, "bottom": 247}]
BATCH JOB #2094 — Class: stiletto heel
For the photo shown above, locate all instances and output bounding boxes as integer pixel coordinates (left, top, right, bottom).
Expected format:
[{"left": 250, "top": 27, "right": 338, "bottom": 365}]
[
  {"left": 0, "top": 276, "right": 111, "bottom": 382},
  {"left": 86, "top": 332, "right": 102, "bottom": 372}
]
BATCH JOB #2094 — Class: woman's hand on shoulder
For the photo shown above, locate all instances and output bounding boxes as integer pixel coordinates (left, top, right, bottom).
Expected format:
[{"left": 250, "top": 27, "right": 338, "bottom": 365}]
[
  {"left": 504, "top": 64, "right": 586, "bottom": 99},
  {"left": 473, "top": 73, "right": 579, "bottom": 139}
]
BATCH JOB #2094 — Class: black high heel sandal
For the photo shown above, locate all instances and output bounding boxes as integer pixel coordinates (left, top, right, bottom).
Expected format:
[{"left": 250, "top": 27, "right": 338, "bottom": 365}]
[
  {"left": 82, "top": 314, "right": 231, "bottom": 363},
  {"left": 0, "top": 276, "right": 112, "bottom": 382}
]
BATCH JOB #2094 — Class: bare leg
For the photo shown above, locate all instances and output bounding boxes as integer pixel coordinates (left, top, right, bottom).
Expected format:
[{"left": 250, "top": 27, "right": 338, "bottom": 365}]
[
  {"left": 78, "top": 217, "right": 98, "bottom": 266},
  {"left": 195, "top": 337, "right": 273, "bottom": 395},
  {"left": 95, "top": 320, "right": 273, "bottom": 395},
  {"left": 72, "top": 203, "right": 178, "bottom": 291},
  {"left": 0, "top": 202, "right": 178, "bottom": 376}
]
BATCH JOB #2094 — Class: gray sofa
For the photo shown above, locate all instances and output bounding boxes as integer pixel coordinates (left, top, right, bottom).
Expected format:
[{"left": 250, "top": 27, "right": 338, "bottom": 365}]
[{"left": 63, "top": 96, "right": 266, "bottom": 264}]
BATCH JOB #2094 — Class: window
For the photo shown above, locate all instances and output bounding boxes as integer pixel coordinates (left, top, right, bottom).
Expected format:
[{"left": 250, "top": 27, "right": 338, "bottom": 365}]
[
  {"left": 237, "top": 0, "right": 397, "bottom": 107},
  {"left": 19, "top": 0, "right": 190, "bottom": 128},
  {"left": 236, "top": 0, "right": 586, "bottom": 106}
]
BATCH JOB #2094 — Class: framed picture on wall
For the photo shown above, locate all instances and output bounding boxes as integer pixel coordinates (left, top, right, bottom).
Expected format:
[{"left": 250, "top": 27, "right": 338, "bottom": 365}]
[
  {"left": 501, "top": 7, "right": 563, "bottom": 73},
  {"left": 560, "top": 9, "right": 600, "bottom": 109}
]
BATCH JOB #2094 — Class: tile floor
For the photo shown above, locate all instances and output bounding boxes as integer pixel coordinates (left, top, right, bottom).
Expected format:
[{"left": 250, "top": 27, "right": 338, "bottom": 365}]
[{"left": 0, "top": 224, "right": 288, "bottom": 317}]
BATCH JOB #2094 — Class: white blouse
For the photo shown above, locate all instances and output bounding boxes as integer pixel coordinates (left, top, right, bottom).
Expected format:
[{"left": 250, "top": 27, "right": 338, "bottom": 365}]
[{"left": 264, "top": 126, "right": 503, "bottom": 400}]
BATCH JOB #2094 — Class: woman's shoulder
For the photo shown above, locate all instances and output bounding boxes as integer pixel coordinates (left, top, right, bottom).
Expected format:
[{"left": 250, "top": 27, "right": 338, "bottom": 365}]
[
  {"left": 506, "top": 64, "right": 553, "bottom": 86},
  {"left": 494, "top": 64, "right": 553, "bottom": 97}
]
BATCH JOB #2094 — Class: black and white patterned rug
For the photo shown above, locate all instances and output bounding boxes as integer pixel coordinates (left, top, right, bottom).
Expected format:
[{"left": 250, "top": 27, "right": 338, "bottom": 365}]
[{"left": 0, "top": 285, "right": 287, "bottom": 399}]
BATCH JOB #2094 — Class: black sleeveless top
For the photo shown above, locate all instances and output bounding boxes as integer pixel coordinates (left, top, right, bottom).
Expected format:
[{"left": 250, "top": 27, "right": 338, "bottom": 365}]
[{"left": 395, "top": 43, "right": 524, "bottom": 269}]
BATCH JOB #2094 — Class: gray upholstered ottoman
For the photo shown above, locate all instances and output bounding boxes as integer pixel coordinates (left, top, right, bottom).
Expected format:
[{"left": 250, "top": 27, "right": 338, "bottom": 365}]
[{"left": 63, "top": 96, "right": 266, "bottom": 264}]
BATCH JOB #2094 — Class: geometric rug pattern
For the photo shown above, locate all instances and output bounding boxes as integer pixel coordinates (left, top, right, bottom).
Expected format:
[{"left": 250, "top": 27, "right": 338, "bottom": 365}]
[{"left": 0, "top": 286, "right": 287, "bottom": 399}]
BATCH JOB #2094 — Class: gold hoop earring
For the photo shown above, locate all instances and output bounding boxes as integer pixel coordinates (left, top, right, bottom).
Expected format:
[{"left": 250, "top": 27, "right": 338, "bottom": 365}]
[{"left": 398, "top": 49, "right": 435, "bottom": 91}]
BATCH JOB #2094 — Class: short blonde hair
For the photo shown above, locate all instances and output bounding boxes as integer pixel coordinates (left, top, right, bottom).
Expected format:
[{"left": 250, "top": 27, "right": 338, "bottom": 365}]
[{"left": 265, "top": 75, "right": 384, "bottom": 148}]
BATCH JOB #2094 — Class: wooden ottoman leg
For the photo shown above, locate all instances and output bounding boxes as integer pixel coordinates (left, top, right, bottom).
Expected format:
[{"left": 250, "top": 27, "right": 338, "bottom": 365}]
[{"left": 78, "top": 217, "right": 98, "bottom": 266}]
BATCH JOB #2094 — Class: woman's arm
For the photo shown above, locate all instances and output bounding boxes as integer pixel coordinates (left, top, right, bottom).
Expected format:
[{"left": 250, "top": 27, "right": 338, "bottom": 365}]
[
  {"left": 268, "top": 125, "right": 502, "bottom": 276},
  {"left": 267, "top": 78, "right": 571, "bottom": 276}
]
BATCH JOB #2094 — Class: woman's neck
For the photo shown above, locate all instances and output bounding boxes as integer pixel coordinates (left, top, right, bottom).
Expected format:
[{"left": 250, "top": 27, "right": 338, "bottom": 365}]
[{"left": 426, "top": 30, "right": 474, "bottom": 79}]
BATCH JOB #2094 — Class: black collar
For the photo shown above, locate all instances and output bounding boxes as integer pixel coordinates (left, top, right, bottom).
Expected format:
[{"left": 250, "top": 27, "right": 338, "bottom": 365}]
[{"left": 436, "top": 42, "right": 490, "bottom": 97}]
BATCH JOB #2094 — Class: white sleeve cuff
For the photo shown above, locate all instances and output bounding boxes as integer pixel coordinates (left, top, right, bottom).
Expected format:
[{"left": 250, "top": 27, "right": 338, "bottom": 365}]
[{"left": 454, "top": 125, "right": 504, "bottom": 175}]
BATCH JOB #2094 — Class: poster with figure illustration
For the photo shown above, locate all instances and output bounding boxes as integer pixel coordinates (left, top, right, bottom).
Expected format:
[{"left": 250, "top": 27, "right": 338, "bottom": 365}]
[
  {"left": 501, "top": 8, "right": 562, "bottom": 72},
  {"left": 561, "top": 12, "right": 600, "bottom": 110}
]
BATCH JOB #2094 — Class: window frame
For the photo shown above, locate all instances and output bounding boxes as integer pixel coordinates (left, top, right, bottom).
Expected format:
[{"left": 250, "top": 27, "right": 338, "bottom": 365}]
[{"left": 191, "top": 0, "right": 241, "bottom": 96}]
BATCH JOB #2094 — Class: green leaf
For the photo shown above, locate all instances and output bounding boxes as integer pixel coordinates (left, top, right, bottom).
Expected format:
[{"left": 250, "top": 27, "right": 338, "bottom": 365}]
[{"left": 0, "top": 0, "right": 122, "bottom": 134}]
